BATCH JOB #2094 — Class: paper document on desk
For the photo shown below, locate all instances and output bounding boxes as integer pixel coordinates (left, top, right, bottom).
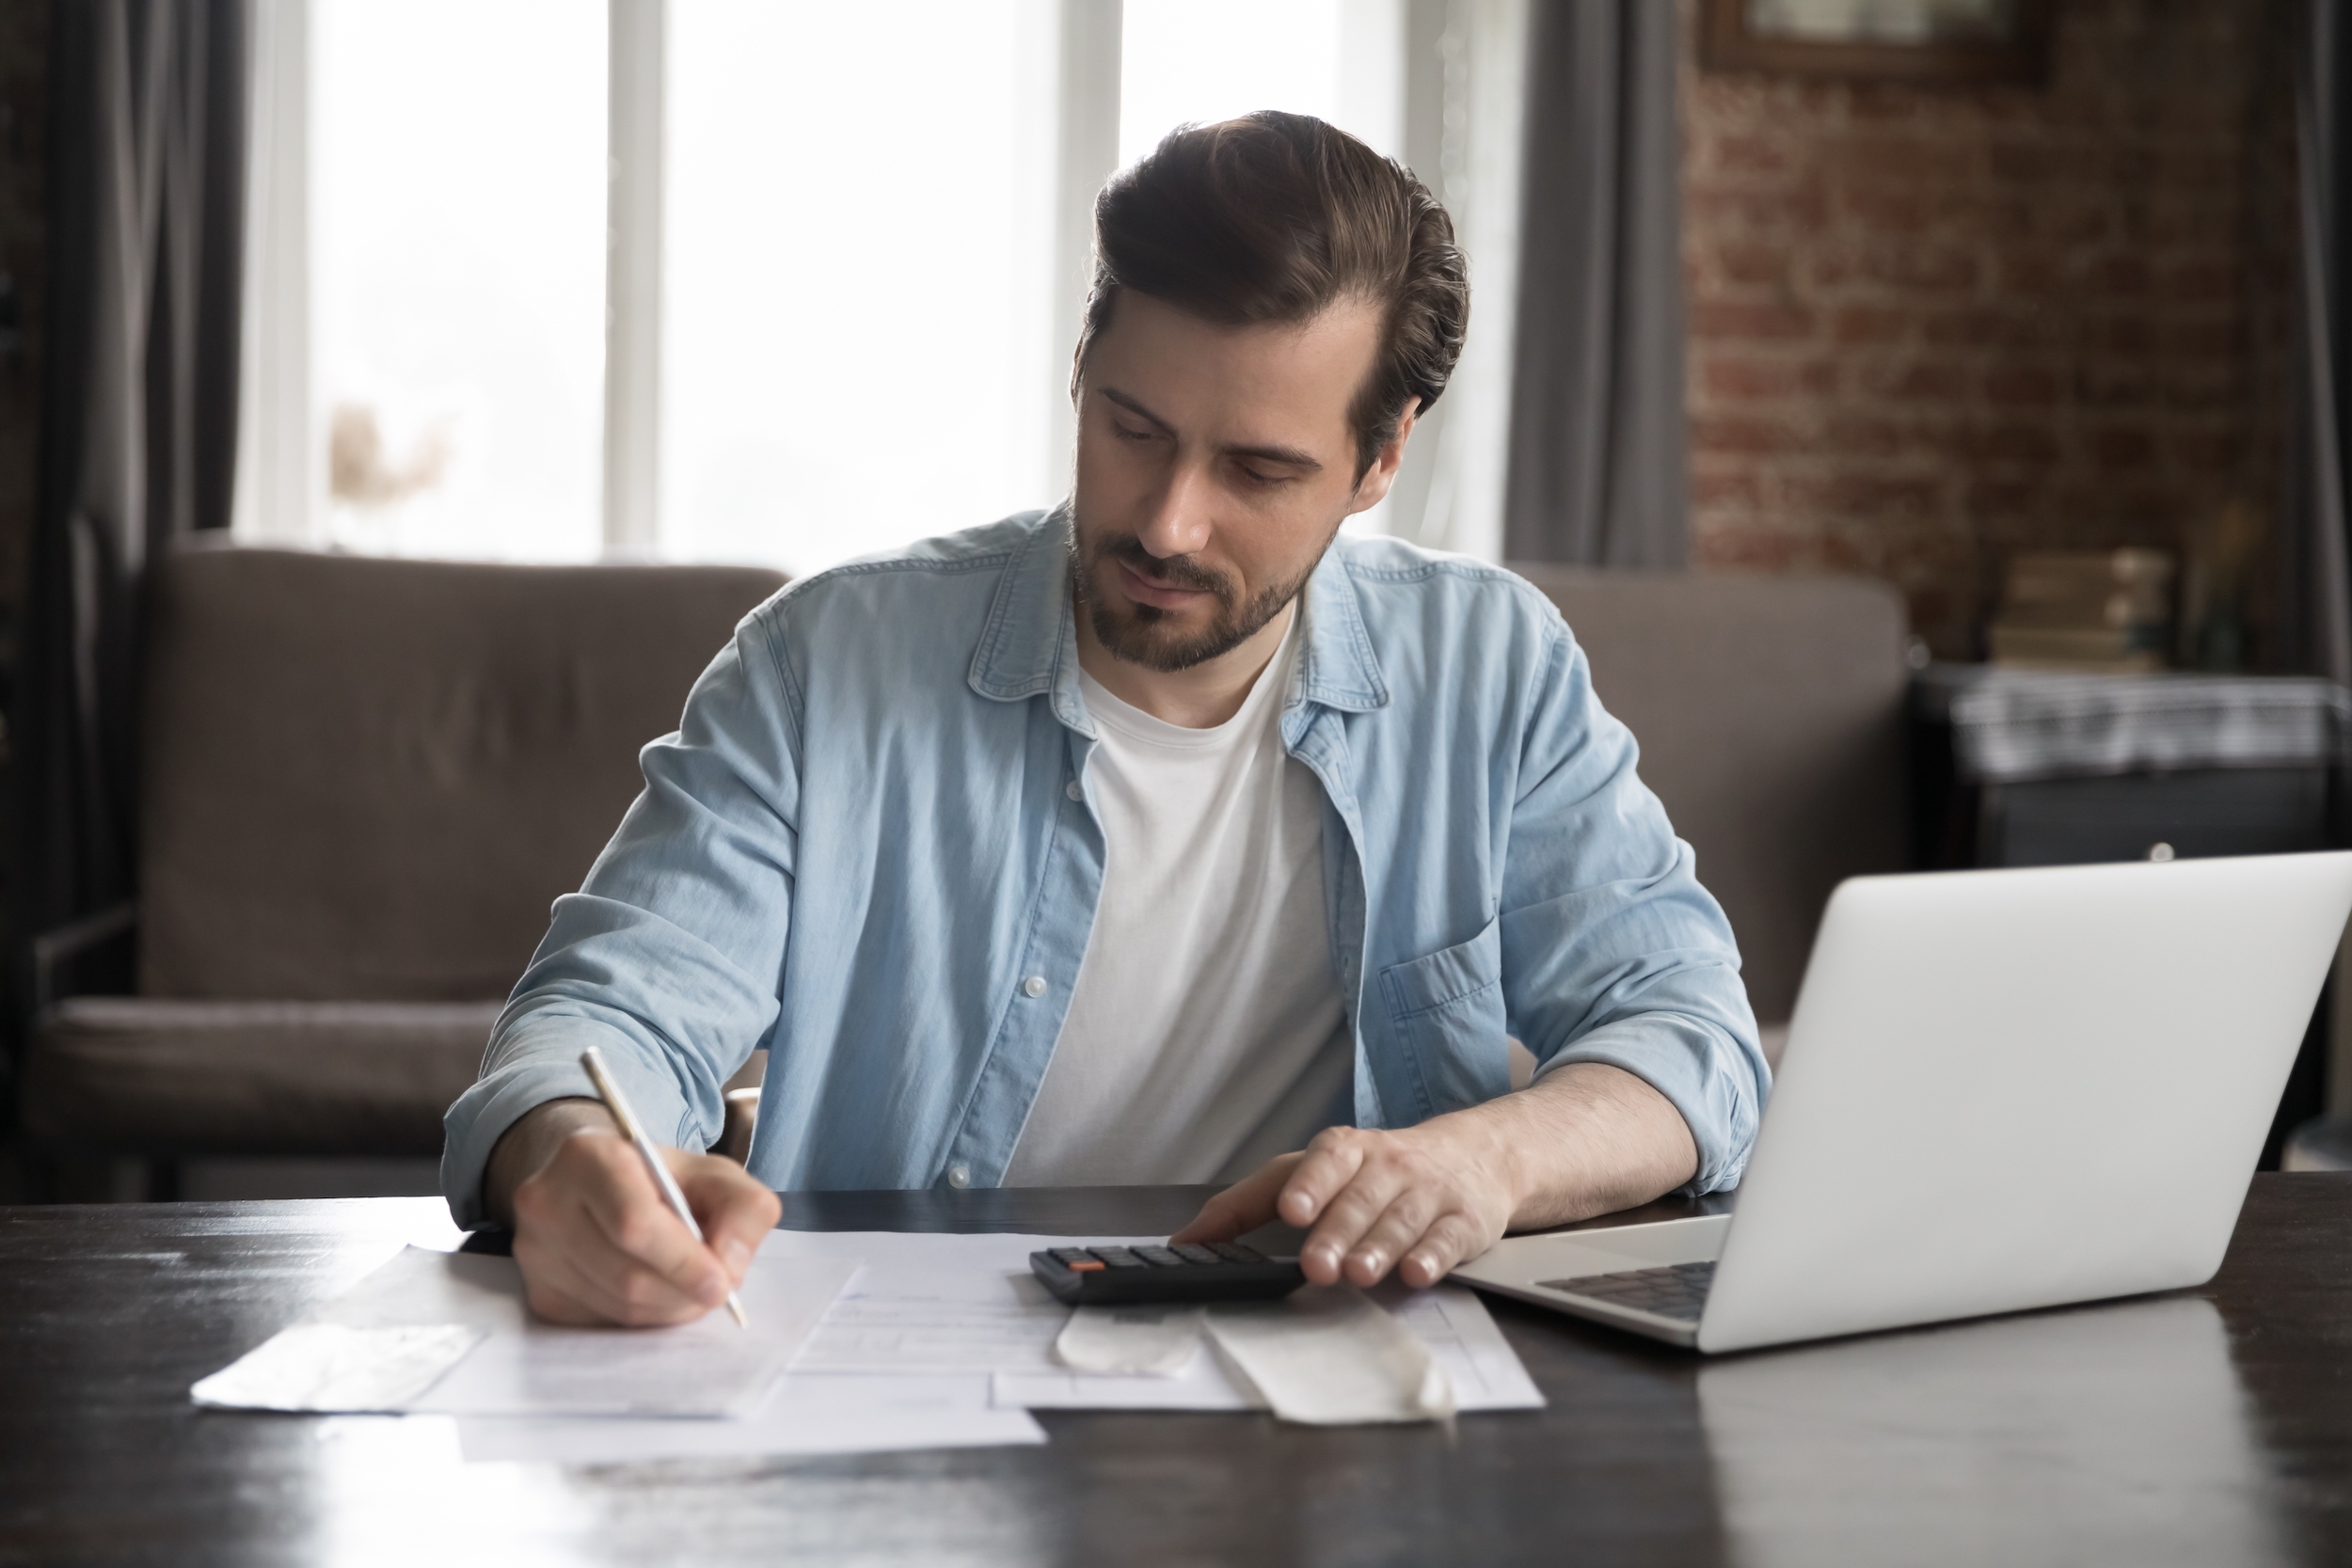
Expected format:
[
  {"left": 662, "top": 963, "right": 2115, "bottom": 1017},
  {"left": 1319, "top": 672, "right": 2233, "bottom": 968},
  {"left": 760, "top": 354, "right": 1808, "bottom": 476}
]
[
  {"left": 755, "top": 1229, "right": 1541, "bottom": 1418},
  {"left": 193, "top": 1245, "right": 856, "bottom": 1418},
  {"left": 1205, "top": 1285, "right": 1454, "bottom": 1425},
  {"left": 192, "top": 1323, "right": 488, "bottom": 1414},
  {"left": 456, "top": 1372, "right": 1046, "bottom": 1465},
  {"left": 1055, "top": 1303, "right": 1204, "bottom": 1374},
  {"left": 765, "top": 1229, "right": 1148, "bottom": 1376},
  {"left": 444, "top": 1227, "right": 1114, "bottom": 1465},
  {"left": 996, "top": 1281, "right": 1543, "bottom": 1415}
]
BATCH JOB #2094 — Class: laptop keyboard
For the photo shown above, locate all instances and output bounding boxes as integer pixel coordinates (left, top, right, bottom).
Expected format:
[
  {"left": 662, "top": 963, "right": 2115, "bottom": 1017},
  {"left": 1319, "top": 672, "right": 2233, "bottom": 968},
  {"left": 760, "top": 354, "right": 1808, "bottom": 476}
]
[{"left": 1537, "top": 1260, "right": 1717, "bottom": 1323}]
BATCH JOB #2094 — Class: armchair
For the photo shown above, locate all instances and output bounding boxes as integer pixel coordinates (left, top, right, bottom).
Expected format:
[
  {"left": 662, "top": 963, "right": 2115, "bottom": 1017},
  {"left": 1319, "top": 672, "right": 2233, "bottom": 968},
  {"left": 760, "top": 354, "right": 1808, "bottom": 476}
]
[{"left": 18, "top": 545, "right": 787, "bottom": 1176}]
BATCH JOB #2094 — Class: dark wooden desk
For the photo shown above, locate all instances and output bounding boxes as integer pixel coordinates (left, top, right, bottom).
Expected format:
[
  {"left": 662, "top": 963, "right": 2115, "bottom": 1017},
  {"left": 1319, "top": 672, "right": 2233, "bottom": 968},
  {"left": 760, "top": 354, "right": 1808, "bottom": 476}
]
[{"left": 4, "top": 1178, "right": 2348, "bottom": 1566}]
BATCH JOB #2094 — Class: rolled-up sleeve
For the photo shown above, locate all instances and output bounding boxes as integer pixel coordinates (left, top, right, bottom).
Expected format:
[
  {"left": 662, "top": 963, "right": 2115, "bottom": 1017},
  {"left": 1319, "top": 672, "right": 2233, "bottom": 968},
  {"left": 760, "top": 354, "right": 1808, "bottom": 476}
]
[
  {"left": 439, "top": 610, "right": 804, "bottom": 1228},
  {"left": 1500, "top": 626, "right": 1769, "bottom": 1194}
]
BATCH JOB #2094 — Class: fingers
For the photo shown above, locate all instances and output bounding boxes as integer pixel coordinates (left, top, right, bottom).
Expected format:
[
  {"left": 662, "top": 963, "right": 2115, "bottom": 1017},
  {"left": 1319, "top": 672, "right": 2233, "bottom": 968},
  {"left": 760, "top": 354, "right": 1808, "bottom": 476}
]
[
  {"left": 576, "top": 1138, "right": 728, "bottom": 1300},
  {"left": 1332, "top": 1182, "right": 1444, "bottom": 1287},
  {"left": 516, "top": 1220, "right": 695, "bottom": 1326},
  {"left": 670, "top": 1147, "right": 783, "bottom": 1286},
  {"left": 1308, "top": 1182, "right": 1484, "bottom": 1289},
  {"left": 1298, "top": 1163, "right": 1406, "bottom": 1285},
  {"left": 1396, "top": 1211, "right": 1489, "bottom": 1289},
  {"left": 1282, "top": 1130, "right": 1387, "bottom": 1283},
  {"left": 510, "top": 1130, "right": 736, "bottom": 1326},
  {"left": 1282, "top": 1127, "right": 1506, "bottom": 1289},
  {"left": 514, "top": 1212, "right": 710, "bottom": 1326},
  {"left": 1170, "top": 1153, "right": 1301, "bottom": 1244},
  {"left": 1343, "top": 1190, "right": 1492, "bottom": 1288},
  {"left": 1278, "top": 1130, "right": 1369, "bottom": 1230}
]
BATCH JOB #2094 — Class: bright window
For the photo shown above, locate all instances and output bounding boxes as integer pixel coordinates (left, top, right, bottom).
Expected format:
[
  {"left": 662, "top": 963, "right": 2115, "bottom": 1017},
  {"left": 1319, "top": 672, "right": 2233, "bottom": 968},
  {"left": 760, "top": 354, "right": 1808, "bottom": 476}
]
[
  {"left": 310, "top": 0, "right": 608, "bottom": 561},
  {"left": 1120, "top": 0, "right": 1345, "bottom": 165},
  {"left": 660, "top": 0, "right": 1057, "bottom": 577},
  {"left": 251, "top": 1, "right": 1515, "bottom": 569}
]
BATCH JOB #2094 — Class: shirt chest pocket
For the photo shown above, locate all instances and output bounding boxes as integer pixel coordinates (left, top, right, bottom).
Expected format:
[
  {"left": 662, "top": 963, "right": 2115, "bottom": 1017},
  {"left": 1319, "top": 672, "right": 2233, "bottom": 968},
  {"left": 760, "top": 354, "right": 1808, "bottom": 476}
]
[{"left": 1375, "top": 917, "right": 1509, "bottom": 1119}]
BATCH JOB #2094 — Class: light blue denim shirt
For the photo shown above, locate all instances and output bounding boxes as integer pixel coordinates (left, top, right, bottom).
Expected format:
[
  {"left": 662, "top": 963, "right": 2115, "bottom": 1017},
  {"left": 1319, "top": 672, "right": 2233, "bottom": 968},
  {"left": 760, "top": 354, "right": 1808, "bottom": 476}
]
[{"left": 441, "top": 509, "right": 1768, "bottom": 1227}]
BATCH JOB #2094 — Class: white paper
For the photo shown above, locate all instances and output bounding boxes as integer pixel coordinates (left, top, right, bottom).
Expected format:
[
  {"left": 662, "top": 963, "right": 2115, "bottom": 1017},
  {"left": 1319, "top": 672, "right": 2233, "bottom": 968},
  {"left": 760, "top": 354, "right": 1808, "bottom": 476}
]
[
  {"left": 763, "top": 1230, "right": 1160, "bottom": 1376},
  {"left": 455, "top": 1372, "right": 1045, "bottom": 1465},
  {"left": 1205, "top": 1285, "right": 1454, "bottom": 1425},
  {"left": 198, "top": 1244, "right": 857, "bottom": 1418},
  {"left": 763, "top": 1228, "right": 1542, "bottom": 1420},
  {"left": 192, "top": 1323, "right": 487, "bottom": 1413},
  {"left": 996, "top": 1354, "right": 1255, "bottom": 1411},
  {"left": 997, "top": 1282, "right": 1544, "bottom": 1414},
  {"left": 192, "top": 1226, "right": 1544, "bottom": 1453},
  {"left": 1385, "top": 1282, "right": 1547, "bottom": 1410},
  {"left": 1055, "top": 1305, "right": 1206, "bottom": 1375}
]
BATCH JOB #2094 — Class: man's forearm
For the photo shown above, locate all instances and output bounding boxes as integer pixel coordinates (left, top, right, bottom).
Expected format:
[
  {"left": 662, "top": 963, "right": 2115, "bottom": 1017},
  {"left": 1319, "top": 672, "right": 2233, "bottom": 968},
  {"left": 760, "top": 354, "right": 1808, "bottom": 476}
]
[
  {"left": 482, "top": 1098, "right": 617, "bottom": 1227},
  {"left": 1472, "top": 1060, "right": 1699, "bottom": 1230}
]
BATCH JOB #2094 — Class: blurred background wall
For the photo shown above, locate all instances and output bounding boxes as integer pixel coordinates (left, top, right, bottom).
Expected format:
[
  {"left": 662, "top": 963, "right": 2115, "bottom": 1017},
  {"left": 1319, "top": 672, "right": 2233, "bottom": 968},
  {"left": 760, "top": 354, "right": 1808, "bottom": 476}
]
[
  {"left": 0, "top": 3, "right": 2305, "bottom": 673},
  {"left": 1683, "top": 0, "right": 2295, "bottom": 659},
  {"left": 0, "top": 1, "right": 46, "bottom": 712}
]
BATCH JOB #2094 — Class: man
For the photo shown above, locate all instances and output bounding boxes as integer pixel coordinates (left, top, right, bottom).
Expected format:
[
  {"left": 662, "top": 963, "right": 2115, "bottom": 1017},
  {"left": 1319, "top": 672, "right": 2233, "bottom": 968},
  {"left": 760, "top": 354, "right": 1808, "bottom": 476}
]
[{"left": 443, "top": 112, "right": 1767, "bottom": 1328}]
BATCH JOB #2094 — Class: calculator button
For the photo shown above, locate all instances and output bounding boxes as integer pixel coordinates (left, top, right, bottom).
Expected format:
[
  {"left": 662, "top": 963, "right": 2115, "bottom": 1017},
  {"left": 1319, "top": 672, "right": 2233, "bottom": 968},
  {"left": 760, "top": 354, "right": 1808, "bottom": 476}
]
[
  {"left": 1134, "top": 1246, "right": 1185, "bottom": 1267},
  {"left": 1065, "top": 1260, "right": 1104, "bottom": 1273},
  {"left": 1049, "top": 1248, "right": 1094, "bottom": 1264},
  {"left": 1208, "top": 1243, "right": 1263, "bottom": 1263},
  {"left": 1092, "top": 1247, "right": 1145, "bottom": 1268},
  {"left": 1170, "top": 1243, "right": 1220, "bottom": 1264}
]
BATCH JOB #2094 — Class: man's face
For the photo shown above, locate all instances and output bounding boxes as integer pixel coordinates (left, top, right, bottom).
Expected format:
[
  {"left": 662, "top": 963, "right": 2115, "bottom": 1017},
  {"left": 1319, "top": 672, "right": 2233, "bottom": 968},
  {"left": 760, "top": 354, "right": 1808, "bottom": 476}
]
[{"left": 1070, "top": 290, "right": 1405, "bottom": 673}]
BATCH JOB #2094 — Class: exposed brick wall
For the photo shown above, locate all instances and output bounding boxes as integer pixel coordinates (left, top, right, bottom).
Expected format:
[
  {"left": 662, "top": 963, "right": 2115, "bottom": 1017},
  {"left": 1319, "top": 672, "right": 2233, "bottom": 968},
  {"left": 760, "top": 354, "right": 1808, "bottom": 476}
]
[{"left": 1681, "top": 0, "right": 2295, "bottom": 659}]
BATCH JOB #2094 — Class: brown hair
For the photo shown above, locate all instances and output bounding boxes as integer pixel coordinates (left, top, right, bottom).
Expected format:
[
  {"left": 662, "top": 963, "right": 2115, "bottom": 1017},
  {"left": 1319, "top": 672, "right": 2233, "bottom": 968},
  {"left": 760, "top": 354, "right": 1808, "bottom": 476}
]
[{"left": 1074, "top": 112, "right": 1470, "bottom": 480}]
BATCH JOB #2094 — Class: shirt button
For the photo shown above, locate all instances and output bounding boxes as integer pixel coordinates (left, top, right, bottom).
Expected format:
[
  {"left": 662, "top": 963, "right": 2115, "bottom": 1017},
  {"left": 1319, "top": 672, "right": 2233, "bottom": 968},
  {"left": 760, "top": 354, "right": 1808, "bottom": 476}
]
[
  {"left": 1021, "top": 975, "right": 1047, "bottom": 998},
  {"left": 946, "top": 1164, "right": 970, "bottom": 1189},
  {"left": 1065, "top": 780, "right": 1082, "bottom": 800}
]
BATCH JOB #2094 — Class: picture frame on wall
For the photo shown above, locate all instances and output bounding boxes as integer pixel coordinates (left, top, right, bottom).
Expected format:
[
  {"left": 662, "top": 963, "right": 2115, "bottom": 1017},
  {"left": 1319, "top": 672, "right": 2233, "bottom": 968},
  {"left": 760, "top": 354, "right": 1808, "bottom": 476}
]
[{"left": 1700, "top": 0, "right": 2054, "bottom": 86}]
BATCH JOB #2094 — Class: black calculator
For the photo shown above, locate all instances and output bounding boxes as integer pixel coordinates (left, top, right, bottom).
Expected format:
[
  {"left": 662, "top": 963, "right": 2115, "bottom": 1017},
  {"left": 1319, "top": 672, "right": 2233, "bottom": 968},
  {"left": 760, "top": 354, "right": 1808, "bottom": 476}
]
[{"left": 1029, "top": 1242, "right": 1307, "bottom": 1306}]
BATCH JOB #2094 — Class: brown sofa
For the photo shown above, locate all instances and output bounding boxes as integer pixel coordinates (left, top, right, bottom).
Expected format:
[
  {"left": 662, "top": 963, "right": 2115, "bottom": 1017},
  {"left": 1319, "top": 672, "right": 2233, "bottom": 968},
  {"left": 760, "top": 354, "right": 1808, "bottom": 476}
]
[
  {"left": 20, "top": 546, "right": 787, "bottom": 1161},
  {"left": 25, "top": 550, "right": 1906, "bottom": 1171}
]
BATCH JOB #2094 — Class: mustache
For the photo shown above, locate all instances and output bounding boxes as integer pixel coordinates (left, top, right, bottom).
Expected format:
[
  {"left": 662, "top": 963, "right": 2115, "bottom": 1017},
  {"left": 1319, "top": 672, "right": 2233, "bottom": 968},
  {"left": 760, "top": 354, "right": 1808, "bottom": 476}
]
[{"left": 1092, "top": 535, "right": 1232, "bottom": 598}]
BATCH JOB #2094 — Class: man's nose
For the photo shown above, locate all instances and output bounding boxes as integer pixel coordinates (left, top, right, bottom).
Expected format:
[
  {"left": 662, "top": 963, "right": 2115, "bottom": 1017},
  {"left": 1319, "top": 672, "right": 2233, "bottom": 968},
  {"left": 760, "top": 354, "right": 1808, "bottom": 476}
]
[{"left": 1135, "top": 461, "right": 1215, "bottom": 560}]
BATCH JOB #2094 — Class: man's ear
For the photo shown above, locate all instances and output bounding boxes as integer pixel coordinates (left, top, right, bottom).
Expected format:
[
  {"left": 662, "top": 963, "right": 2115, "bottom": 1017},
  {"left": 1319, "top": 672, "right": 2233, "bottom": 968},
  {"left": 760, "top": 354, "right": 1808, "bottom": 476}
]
[{"left": 1345, "top": 402, "right": 1422, "bottom": 516}]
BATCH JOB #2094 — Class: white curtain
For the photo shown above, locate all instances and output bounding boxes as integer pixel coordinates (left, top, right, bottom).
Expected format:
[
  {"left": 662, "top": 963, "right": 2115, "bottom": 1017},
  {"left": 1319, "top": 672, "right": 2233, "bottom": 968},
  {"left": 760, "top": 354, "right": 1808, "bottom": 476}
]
[{"left": 1381, "top": 0, "right": 1532, "bottom": 562}]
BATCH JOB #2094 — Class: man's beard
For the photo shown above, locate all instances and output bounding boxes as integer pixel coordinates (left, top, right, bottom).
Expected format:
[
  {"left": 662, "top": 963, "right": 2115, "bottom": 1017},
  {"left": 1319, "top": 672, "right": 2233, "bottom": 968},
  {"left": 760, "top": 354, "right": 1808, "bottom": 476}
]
[{"left": 1068, "top": 518, "right": 1328, "bottom": 673}]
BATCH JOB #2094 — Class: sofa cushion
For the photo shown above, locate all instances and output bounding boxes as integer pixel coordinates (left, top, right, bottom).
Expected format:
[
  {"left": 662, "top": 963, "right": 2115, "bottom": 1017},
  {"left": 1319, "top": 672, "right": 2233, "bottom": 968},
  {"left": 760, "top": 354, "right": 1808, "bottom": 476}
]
[
  {"left": 139, "top": 547, "right": 788, "bottom": 1001},
  {"left": 20, "top": 998, "right": 503, "bottom": 1157},
  {"left": 1516, "top": 567, "right": 1911, "bottom": 1024}
]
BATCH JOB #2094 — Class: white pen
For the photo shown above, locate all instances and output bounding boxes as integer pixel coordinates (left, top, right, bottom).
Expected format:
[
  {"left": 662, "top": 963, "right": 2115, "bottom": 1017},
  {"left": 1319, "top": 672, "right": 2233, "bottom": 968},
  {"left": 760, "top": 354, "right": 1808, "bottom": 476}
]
[{"left": 579, "top": 1045, "right": 750, "bottom": 1328}]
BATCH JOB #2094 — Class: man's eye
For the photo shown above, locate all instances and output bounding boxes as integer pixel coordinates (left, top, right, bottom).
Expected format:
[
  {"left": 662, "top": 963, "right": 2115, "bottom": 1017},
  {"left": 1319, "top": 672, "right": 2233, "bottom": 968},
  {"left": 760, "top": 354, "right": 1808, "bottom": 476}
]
[
  {"left": 1237, "top": 465, "right": 1288, "bottom": 488},
  {"left": 1115, "top": 423, "right": 1156, "bottom": 443}
]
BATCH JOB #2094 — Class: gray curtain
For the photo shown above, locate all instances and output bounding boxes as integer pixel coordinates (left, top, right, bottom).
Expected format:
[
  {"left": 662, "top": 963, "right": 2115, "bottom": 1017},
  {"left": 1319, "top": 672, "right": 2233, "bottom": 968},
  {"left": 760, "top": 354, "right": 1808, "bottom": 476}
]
[
  {"left": 1503, "top": 0, "right": 1687, "bottom": 568},
  {"left": 2283, "top": 0, "right": 2352, "bottom": 684},
  {"left": 15, "top": 1, "right": 245, "bottom": 995}
]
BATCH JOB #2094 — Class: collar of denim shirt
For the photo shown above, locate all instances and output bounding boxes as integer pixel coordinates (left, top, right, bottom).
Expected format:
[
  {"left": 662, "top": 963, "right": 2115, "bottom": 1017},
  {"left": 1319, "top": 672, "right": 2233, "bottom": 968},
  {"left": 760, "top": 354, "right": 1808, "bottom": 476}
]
[{"left": 963, "top": 502, "right": 1393, "bottom": 737}]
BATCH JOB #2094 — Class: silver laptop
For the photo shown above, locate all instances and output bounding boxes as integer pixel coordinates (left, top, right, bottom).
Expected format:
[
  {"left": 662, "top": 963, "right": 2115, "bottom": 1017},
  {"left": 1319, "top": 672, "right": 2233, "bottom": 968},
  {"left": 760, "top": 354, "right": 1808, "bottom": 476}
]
[{"left": 1452, "top": 852, "right": 2352, "bottom": 1354}]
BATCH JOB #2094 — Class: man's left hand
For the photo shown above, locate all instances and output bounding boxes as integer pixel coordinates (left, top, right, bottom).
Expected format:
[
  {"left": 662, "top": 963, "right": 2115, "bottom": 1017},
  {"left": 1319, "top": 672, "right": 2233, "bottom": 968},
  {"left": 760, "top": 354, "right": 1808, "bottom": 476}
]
[
  {"left": 1173, "top": 1122, "right": 1512, "bottom": 1288},
  {"left": 1171, "top": 1060, "right": 1700, "bottom": 1288}
]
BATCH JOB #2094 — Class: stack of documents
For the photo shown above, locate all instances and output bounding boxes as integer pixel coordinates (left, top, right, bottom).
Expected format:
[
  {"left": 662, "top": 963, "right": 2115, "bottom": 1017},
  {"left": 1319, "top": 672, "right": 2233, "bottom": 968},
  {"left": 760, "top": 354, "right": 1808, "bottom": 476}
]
[{"left": 193, "top": 1229, "right": 1543, "bottom": 1465}]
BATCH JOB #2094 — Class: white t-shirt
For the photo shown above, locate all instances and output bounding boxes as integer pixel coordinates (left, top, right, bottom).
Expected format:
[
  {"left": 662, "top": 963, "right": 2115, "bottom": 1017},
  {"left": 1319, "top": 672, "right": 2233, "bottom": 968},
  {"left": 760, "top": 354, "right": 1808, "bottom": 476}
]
[{"left": 1001, "top": 614, "right": 1353, "bottom": 1185}]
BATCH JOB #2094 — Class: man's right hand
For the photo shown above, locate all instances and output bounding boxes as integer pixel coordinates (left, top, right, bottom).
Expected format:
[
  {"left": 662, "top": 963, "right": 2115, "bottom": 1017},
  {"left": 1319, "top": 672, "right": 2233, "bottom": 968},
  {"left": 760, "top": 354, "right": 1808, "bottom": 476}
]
[{"left": 484, "top": 1098, "right": 783, "bottom": 1327}]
